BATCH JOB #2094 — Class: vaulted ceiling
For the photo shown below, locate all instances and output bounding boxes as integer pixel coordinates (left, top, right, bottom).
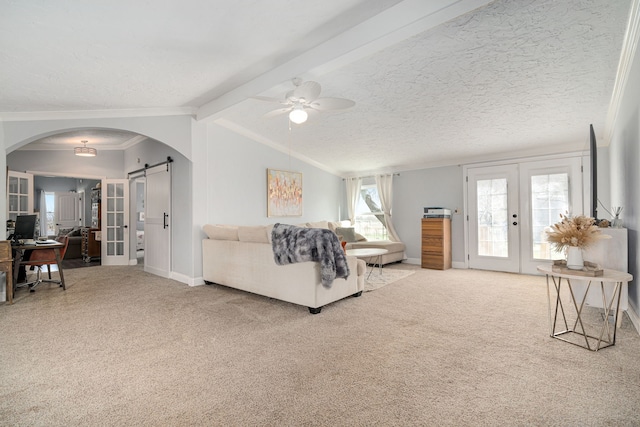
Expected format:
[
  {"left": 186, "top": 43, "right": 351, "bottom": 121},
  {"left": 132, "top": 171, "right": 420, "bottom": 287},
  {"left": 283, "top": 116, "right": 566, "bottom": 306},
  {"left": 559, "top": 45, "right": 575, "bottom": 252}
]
[{"left": 1, "top": 0, "right": 633, "bottom": 175}]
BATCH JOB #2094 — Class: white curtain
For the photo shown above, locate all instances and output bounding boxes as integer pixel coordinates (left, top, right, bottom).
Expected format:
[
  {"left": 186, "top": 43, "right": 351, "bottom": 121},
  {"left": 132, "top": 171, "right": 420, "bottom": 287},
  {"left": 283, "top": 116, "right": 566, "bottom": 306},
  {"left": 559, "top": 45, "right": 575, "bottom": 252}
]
[
  {"left": 39, "top": 191, "right": 48, "bottom": 237},
  {"left": 345, "top": 177, "right": 362, "bottom": 225},
  {"left": 375, "top": 174, "right": 402, "bottom": 243}
]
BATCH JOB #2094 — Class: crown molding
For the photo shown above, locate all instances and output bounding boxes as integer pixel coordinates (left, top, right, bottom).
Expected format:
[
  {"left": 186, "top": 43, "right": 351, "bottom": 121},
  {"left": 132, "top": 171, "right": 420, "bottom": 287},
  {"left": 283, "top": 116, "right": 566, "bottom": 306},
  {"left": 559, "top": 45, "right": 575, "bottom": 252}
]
[
  {"left": 0, "top": 107, "right": 197, "bottom": 122},
  {"left": 605, "top": 0, "right": 640, "bottom": 144}
]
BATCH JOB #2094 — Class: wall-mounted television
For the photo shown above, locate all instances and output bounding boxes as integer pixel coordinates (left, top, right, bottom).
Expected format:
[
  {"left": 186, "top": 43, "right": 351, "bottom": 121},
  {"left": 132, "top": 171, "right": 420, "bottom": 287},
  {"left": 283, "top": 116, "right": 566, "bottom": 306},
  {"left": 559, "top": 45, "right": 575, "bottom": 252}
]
[{"left": 590, "top": 124, "right": 597, "bottom": 220}]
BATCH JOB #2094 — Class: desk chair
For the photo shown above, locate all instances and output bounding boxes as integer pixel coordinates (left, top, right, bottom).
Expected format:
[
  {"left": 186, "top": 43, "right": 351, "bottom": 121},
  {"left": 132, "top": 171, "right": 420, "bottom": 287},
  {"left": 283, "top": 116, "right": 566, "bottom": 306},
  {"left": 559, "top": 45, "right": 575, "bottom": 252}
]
[
  {"left": 22, "top": 236, "right": 69, "bottom": 292},
  {"left": 0, "top": 241, "right": 13, "bottom": 303}
]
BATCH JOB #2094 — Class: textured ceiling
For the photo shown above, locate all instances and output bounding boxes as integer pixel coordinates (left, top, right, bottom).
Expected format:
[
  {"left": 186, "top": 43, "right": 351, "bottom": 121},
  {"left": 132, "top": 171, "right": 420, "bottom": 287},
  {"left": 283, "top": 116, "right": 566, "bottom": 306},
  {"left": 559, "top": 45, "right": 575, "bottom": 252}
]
[{"left": 1, "top": 0, "right": 632, "bottom": 175}]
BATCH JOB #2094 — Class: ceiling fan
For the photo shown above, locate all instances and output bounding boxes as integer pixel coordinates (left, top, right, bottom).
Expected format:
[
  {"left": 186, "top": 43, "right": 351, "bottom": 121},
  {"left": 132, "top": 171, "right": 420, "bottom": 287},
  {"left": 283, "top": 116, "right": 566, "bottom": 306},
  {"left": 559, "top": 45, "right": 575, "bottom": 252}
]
[{"left": 254, "top": 78, "right": 355, "bottom": 124}]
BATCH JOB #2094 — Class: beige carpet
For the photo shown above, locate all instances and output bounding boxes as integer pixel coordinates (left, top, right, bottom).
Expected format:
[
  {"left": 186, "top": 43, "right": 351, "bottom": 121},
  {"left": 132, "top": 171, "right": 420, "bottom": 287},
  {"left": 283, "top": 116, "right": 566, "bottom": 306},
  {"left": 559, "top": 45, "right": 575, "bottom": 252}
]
[{"left": 1, "top": 264, "right": 639, "bottom": 426}]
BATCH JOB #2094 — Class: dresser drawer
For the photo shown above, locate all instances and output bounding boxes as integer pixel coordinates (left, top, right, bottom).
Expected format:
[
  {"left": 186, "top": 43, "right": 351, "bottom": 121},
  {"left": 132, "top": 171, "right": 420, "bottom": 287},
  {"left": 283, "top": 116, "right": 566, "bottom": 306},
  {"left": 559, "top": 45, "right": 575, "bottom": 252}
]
[
  {"left": 422, "top": 254, "right": 445, "bottom": 269},
  {"left": 422, "top": 237, "right": 443, "bottom": 252},
  {"left": 422, "top": 223, "right": 444, "bottom": 236}
]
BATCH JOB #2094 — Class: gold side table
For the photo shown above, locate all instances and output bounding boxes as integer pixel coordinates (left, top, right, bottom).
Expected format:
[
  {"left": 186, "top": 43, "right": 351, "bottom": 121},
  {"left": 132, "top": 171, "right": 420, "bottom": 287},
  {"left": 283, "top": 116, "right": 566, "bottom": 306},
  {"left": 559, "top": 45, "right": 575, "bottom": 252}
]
[{"left": 537, "top": 264, "right": 633, "bottom": 351}]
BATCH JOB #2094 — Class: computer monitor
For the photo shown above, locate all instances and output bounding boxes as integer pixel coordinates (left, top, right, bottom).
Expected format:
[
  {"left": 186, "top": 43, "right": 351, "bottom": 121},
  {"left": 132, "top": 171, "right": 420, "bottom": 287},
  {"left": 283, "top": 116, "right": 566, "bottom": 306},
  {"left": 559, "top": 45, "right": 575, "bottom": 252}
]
[{"left": 12, "top": 214, "right": 37, "bottom": 243}]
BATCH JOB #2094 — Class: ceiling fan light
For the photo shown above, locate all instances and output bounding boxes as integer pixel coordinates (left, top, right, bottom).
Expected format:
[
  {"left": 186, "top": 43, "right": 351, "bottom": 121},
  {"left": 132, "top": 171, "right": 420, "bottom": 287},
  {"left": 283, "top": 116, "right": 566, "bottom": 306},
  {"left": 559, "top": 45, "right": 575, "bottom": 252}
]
[
  {"left": 75, "top": 140, "right": 97, "bottom": 157},
  {"left": 289, "top": 107, "right": 308, "bottom": 124}
]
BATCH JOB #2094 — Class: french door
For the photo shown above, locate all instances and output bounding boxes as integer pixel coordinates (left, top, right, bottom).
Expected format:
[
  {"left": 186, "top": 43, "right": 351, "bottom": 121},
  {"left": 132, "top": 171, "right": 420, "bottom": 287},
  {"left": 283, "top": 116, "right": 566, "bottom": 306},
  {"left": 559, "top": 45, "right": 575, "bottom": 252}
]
[
  {"left": 468, "top": 165, "right": 520, "bottom": 273},
  {"left": 101, "top": 179, "right": 129, "bottom": 266},
  {"left": 466, "top": 157, "right": 583, "bottom": 275},
  {"left": 7, "top": 171, "right": 33, "bottom": 222}
]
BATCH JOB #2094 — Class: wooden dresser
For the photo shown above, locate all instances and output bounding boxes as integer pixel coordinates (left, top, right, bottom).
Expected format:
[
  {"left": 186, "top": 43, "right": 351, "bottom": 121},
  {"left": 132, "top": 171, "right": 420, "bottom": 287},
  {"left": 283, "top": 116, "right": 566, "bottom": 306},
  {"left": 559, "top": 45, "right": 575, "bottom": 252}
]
[{"left": 421, "top": 218, "right": 452, "bottom": 270}]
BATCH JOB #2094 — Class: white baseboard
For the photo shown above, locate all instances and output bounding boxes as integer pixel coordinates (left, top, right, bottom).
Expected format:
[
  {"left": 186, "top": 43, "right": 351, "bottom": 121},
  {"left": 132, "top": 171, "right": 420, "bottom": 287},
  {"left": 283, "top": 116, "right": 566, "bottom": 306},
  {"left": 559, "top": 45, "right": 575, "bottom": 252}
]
[
  {"left": 169, "top": 271, "right": 205, "bottom": 287},
  {"left": 627, "top": 300, "right": 640, "bottom": 335},
  {"left": 402, "top": 258, "right": 465, "bottom": 269}
]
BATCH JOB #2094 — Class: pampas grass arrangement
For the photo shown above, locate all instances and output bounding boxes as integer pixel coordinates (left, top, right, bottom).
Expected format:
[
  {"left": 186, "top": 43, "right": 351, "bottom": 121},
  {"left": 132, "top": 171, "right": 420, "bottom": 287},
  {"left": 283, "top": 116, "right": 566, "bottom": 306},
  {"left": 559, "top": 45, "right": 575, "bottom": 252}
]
[{"left": 545, "top": 213, "right": 605, "bottom": 253}]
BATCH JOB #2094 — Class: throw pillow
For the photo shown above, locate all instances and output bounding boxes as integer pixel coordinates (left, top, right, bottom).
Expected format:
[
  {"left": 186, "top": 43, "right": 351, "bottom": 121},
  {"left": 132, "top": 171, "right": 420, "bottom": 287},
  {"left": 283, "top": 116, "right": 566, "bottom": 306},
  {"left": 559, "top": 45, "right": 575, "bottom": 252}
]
[
  {"left": 67, "top": 227, "right": 82, "bottom": 237},
  {"left": 307, "top": 220, "right": 329, "bottom": 229},
  {"left": 57, "top": 227, "right": 74, "bottom": 237},
  {"left": 355, "top": 232, "right": 367, "bottom": 242},
  {"left": 335, "top": 227, "right": 357, "bottom": 243},
  {"left": 237, "top": 226, "right": 269, "bottom": 243},
  {"left": 203, "top": 224, "right": 239, "bottom": 241}
]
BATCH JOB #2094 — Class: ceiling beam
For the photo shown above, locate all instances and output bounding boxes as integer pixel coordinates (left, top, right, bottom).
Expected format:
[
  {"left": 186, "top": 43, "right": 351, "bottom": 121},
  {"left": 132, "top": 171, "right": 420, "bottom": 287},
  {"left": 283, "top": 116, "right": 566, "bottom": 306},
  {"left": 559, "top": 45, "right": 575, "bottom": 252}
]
[{"left": 196, "top": 0, "right": 493, "bottom": 121}]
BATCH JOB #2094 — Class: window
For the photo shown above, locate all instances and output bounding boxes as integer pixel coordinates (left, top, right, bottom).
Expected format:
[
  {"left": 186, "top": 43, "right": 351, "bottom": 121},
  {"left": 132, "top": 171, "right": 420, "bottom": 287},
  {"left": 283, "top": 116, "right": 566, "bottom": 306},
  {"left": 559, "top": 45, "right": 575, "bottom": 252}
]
[
  {"left": 354, "top": 184, "right": 388, "bottom": 240},
  {"left": 476, "top": 178, "right": 509, "bottom": 257},
  {"left": 531, "top": 173, "right": 569, "bottom": 260},
  {"left": 45, "top": 192, "right": 56, "bottom": 236}
]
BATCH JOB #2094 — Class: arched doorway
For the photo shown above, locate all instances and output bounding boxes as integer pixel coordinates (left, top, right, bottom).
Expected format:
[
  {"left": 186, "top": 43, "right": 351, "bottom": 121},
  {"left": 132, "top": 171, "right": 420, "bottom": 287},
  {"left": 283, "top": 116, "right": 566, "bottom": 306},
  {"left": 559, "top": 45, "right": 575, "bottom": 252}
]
[{"left": 5, "top": 126, "right": 187, "bottom": 278}]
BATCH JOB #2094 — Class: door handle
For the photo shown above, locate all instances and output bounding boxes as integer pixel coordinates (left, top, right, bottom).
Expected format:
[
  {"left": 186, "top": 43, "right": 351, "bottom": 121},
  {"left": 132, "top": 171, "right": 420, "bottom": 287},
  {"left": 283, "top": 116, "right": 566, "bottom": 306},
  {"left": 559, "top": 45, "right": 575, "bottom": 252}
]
[{"left": 163, "top": 213, "right": 169, "bottom": 229}]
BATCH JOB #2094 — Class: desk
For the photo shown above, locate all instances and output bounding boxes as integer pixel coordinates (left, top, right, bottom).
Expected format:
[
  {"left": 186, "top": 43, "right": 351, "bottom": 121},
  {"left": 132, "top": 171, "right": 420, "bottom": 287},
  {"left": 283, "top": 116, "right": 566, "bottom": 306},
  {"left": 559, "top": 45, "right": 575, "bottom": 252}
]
[
  {"left": 11, "top": 242, "right": 66, "bottom": 302},
  {"left": 537, "top": 264, "right": 632, "bottom": 351},
  {"left": 346, "top": 248, "right": 388, "bottom": 280}
]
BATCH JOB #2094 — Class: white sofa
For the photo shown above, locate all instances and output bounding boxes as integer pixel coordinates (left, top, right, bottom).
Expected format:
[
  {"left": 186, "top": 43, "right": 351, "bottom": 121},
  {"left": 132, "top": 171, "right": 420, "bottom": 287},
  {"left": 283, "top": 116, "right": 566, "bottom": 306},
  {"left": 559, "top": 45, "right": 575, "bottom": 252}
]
[
  {"left": 328, "top": 220, "right": 406, "bottom": 265},
  {"left": 202, "top": 223, "right": 365, "bottom": 314}
]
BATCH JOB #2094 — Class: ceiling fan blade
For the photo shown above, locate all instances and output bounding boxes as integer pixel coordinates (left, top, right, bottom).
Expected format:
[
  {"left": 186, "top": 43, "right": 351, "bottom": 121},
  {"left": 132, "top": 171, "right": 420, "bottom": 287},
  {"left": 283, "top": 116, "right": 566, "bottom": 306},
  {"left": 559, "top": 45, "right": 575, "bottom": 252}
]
[
  {"left": 263, "top": 107, "right": 291, "bottom": 118},
  {"left": 293, "top": 81, "right": 321, "bottom": 102},
  {"left": 252, "top": 96, "right": 290, "bottom": 105},
  {"left": 309, "top": 97, "right": 355, "bottom": 111}
]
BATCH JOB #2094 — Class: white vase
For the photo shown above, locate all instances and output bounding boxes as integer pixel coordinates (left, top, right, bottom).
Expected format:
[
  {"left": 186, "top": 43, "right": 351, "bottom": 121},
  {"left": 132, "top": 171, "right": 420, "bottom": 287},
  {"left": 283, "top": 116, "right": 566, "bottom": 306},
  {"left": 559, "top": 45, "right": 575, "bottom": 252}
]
[{"left": 566, "top": 246, "right": 584, "bottom": 270}]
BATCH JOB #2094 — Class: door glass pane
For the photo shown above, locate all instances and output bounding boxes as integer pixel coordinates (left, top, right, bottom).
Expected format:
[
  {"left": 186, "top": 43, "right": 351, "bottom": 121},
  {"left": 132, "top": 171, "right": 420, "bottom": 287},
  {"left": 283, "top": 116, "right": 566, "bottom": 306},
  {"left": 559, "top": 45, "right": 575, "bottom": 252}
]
[
  {"left": 477, "top": 178, "right": 508, "bottom": 257},
  {"left": 531, "top": 173, "right": 569, "bottom": 260},
  {"left": 9, "top": 195, "right": 18, "bottom": 212},
  {"left": 108, "top": 242, "right": 115, "bottom": 256},
  {"left": 19, "top": 178, "right": 28, "bottom": 193},
  {"left": 115, "top": 184, "right": 124, "bottom": 197},
  {"left": 116, "top": 242, "right": 124, "bottom": 255},
  {"left": 9, "top": 177, "right": 18, "bottom": 193},
  {"left": 19, "top": 195, "right": 28, "bottom": 211}
]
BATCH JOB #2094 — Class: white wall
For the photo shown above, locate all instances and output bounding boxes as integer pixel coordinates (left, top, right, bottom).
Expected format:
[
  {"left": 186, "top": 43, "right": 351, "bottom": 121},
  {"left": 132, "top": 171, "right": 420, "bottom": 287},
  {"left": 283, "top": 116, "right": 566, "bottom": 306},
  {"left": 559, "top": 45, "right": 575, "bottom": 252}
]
[
  {"left": 393, "top": 166, "right": 465, "bottom": 264},
  {"left": 608, "top": 29, "right": 640, "bottom": 329},
  {"left": 7, "top": 149, "right": 124, "bottom": 179},
  {"left": 204, "top": 123, "right": 343, "bottom": 227}
]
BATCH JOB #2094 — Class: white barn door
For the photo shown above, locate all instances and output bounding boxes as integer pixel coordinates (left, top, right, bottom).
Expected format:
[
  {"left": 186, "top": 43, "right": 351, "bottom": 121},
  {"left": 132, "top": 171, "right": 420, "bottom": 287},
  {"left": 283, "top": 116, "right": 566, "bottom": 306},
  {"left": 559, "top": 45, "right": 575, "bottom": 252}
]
[{"left": 144, "top": 164, "right": 171, "bottom": 278}]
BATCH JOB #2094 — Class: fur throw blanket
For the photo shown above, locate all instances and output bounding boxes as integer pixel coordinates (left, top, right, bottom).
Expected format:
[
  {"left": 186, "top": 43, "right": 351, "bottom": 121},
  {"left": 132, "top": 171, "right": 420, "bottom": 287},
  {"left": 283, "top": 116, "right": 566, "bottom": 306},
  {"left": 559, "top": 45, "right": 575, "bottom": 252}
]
[{"left": 271, "top": 223, "right": 350, "bottom": 287}]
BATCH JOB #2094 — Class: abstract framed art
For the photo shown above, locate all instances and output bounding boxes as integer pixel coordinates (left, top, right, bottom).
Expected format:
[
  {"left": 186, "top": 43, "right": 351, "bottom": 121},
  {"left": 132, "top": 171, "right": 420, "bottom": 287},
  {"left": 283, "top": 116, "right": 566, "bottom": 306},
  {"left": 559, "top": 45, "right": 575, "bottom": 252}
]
[{"left": 267, "top": 169, "right": 303, "bottom": 217}]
